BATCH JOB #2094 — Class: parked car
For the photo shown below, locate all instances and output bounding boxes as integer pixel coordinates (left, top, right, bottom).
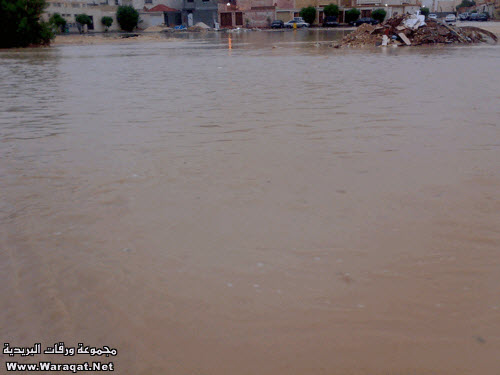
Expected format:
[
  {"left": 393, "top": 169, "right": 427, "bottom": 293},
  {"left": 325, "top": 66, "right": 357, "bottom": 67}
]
[
  {"left": 428, "top": 13, "right": 438, "bottom": 19},
  {"left": 468, "top": 12, "right": 488, "bottom": 21},
  {"left": 322, "top": 16, "right": 339, "bottom": 27},
  {"left": 349, "top": 17, "right": 379, "bottom": 26},
  {"left": 445, "top": 14, "right": 457, "bottom": 23},
  {"left": 271, "top": 20, "right": 284, "bottom": 29},
  {"left": 284, "top": 17, "right": 310, "bottom": 28},
  {"left": 476, "top": 13, "right": 489, "bottom": 21},
  {"left": 458, "top": 12, "right": 470, "bottom": 20}
]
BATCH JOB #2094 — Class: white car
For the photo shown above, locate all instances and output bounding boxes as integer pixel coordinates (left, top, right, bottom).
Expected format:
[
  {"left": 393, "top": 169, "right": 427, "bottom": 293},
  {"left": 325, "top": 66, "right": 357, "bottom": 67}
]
[
  {"left": 428, "top": 13, "right": 437, "bottom": 19},
  {"left": 445, "top": 14, "right": 457, "bottom": 23},
  {"left": 284, "top": 17, "right": 310, "bottom": 28}
]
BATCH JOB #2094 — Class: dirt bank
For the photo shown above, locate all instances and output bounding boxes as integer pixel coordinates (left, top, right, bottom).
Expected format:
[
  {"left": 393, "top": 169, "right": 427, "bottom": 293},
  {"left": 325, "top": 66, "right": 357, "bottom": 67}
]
[
  {"left": 53, "top": 33, "right": 179, "bottom": 45},
  {"left": 457, "top": 20, "right": 500, "bottom": 36}
]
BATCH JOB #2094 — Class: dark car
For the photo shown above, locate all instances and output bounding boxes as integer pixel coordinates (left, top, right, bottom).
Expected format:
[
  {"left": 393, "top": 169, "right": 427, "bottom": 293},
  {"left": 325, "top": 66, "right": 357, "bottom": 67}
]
[
  {"left": 458, "top": 12, "right": 470, "bottom": 20},
  {"left": 468, "top": 12, "right": 488, "bottom": 21},
  {"left": 323, "top": 16, "right": 339, "bottom": 27},
  {"left": 350, "top": 17, "right": 379, "bottom": 26},
  {"left": 271, "top": 20, "right": 284, "bottom": 29},
  {"left": 477, "top": 13, "right": 489, "bottom": 21}
]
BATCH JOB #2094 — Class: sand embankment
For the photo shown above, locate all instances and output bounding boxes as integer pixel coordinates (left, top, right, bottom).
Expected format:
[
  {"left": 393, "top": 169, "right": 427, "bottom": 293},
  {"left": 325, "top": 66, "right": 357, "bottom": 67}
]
[
  {"left": 457, "top": 21, "right": 500, "bottom": 35},
  {"left": 52, "top": 32, "right": 177, "bottom": 45}
]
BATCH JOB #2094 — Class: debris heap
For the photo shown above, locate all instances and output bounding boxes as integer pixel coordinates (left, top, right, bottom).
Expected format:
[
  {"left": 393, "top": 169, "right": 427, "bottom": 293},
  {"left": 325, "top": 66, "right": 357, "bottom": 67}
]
[
  {"left": 335, "top": 14, "right": 497, "bottom": 48},
  {"left": 187, "top": 22, "right": 212, "bottom": 31}
]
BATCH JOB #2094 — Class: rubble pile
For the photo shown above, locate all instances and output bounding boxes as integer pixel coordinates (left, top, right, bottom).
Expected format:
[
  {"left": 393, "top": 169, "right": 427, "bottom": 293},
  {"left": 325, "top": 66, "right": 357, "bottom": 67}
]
[
  {"left": 187, "top": 22, "right": 212, "bottom": 32},
  {"left": 335, "top": 14, "right": 497, "bottom": 48},
  {"left": 337, "top": 23, "right": 381, "bottom": 47}
]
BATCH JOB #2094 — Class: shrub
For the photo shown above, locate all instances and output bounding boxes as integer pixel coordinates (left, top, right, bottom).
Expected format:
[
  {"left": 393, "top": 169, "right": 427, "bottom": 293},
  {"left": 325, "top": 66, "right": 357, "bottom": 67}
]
[
  {"left": 0, "top": 0, "right": 54, "bottom": 48},
  {"left": 345, "top": 8, "right": 360, "bottom": 23},
  {"left": 299, "top": 6, "right": 316, "bottom": 25},
  {"left": 371, "top": 8, "right": 386, "bottom": 22},
  {"left": 456, "top": 0, "right": 475, "bottom": 10},
  {"left": 323, "top": 4, "right": 339, "bottom": 17},
  {"left": 116, "top": 5, "right": 139, "bottom": 32},
  {"left": 101, "top": 16, "right": 113, "bottom": 31},
  {"left": 420, "top": 7, "right": 430, "bottom": 18},
  {"left": 75, "top": 14, "right": 92, "bottom": 33},
  {"left": 76, "top": 14, "right": 92, "bottom": 25},
  {"left": 50, "top": 13, "right": 67, "bottom": 33}
]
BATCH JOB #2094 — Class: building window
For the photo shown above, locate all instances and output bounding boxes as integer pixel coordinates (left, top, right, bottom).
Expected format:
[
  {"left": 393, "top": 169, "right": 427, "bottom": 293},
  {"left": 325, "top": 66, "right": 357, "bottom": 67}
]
[
  {"left": 145, "top": 0, "right": 152, "bottom": 3},
  {"left": 187, "top": 0, "right": 194, "bottom": 2}
]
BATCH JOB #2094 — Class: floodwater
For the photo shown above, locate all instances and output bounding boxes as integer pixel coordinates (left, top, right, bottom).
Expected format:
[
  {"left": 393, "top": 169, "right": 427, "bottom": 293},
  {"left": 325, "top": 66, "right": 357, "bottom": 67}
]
[{"left": 1, "top": 31, "right": 499, "bottom": 375}]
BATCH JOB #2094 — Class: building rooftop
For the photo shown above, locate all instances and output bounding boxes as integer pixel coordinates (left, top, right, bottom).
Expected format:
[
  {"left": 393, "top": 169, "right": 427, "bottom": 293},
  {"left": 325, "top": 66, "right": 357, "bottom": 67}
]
[{"left": 146, "top": 4, "right": 179, "bottom": 12}]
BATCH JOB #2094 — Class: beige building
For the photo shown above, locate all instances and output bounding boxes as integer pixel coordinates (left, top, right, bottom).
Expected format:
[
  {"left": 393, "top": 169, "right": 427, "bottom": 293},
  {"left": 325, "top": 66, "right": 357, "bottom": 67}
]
[
  {"left": 456, "top": 0, "right": 498, "bottom": 16},
  {"left": 219, "top": 0, "right": 423, "bottom": 27},
  {"left": 435, "top": 0, "right": 455, "bottom": 12},
  {"left": 44, "top": 0, "right": 185, "bottom": 32},
  {"left": 219, "top": 0, "right": 275, "bottom": 28},
  {"left": 121, "top": 0, "right": 183, "bottom": 12},
  {"left": 44, "top": 0, "right": 121, "bottom": 32},
  {"left": 353, "top": 0, "right": 421, "bottom": 19},
  {"left": 275, "top": 0, "right": 296, "bottom": 22}
]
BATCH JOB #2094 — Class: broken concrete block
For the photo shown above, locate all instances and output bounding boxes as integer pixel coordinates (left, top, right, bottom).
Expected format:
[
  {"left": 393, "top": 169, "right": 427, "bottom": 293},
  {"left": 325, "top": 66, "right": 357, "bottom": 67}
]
[{"left": 398, "top": 32, "right": 411, "bottom": 46}]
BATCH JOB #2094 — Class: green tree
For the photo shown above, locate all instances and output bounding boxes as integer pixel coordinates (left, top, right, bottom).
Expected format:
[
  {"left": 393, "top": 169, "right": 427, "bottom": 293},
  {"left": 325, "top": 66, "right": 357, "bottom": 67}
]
[
  {"left": 420, "top": 7, "right": 430, "bottom": 18},
  {"left": 101, "top": 16, "right": 113, "bottom": 31},
  {"left": 116, "top": 5, "right": 139, "bottom": 32},
  {"left": 75, "top": 13, "right": 92, "bottom": 33},
  {"left": 371, "top": 8, "right": 386, "bottom": 22},
  {"left": 323, "top": 3, "right": 339, "bottom": 17},
  {"left": 0, "top": 0, "right": 54, "bottom": 48},
  {"left": 345, "top": 8, "right": 360, "bottom": 23},
  {"left": 456, "top": 0, "right": 475, "bottom": 10},
  {"left": 50, "top": 13, "right": 67, "bottom": 33},
  {"left": 299, "top": 6, "right": 316, "bottom": 25}
]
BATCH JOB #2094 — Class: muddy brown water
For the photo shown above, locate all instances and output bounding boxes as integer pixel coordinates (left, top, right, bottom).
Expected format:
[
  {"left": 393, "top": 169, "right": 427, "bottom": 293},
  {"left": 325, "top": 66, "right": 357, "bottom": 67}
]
[{"left": 1, "top": 31, "right": 499, "bottom": 374}]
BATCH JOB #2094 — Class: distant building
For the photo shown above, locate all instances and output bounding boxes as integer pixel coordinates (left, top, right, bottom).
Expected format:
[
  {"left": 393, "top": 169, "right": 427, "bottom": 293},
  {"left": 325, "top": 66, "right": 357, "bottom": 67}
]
[
  {"left": 353, "top": 0, "right": 421, "bottom": 20},
  {"left": 435, "top": 0, "right": 455, "bottom": 12},
  {"left": 139, "top": 4, "right": 182, "bottom": 28},
  {"left": 219, "top": 0, "right": 275, "bottom": 28},
  {"left": 44, "top": 0, "right": 120, "bottom": 32},
  {"left": 182, "top": 0, "right": 219, "bottom": 27},
  {"left": 216, "top": 0, "right": 423, "bottom": 27},
  {"left": 122, "top": 0, "right": 183, "bottom": 11}
]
